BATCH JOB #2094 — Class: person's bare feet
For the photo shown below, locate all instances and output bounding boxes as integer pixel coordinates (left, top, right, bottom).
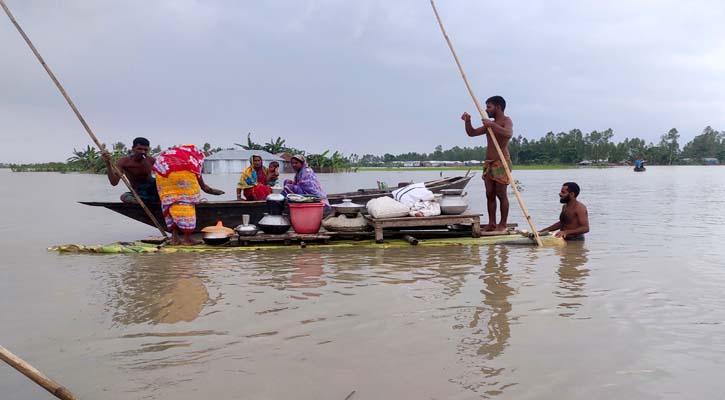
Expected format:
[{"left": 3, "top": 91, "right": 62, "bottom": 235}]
[
  {"left": 169, "top": 230, "right": 181, "bottom": 245},
  {"left": 181, "top": 233, "right": 202, "bottom": 246},
  {"left": 495, "top": 223, "right": 508, "bottom": 232},
  {"left": 483, "top": 224, "right": 496, "bottom": 232}
]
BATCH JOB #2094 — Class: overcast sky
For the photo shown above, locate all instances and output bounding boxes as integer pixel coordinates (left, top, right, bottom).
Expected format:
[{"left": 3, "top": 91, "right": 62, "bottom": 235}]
[{"left": 1, "top": 0, "right": 724, "bottom": 163}]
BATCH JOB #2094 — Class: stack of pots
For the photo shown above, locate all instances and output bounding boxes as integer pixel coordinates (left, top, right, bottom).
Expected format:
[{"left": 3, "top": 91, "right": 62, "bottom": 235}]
[
  {"left": 439, "top": 189, "right": 469, "bottom": 215},
  {"left": 257, "top": 193, "right": 291, "bottom": 234}
]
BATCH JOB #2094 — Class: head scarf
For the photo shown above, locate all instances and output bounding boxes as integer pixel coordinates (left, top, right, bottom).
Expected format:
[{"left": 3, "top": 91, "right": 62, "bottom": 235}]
[
  {"left": 249, "top": 154, "right": 263, "bottom": 168},
  {"left": 291, "top": 155, "right": 306, "bottom": 165},
  {"left": 237, "top": 153, "right": 268, "bottom": 190},
  {"left": 284, "top": 157, "right": 329, "bottom": 206},
  {"left": 152, "top": 144, "right": 205, "bottom": 178}
]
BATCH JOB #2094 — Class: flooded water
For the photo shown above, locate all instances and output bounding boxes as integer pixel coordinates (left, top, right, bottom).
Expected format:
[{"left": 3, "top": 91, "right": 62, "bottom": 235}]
[{"left": 2, "top": 167, "right": 725, "bottom": 399}]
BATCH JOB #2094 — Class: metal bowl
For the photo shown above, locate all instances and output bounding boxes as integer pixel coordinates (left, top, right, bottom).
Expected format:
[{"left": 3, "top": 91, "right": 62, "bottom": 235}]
[
  {"left": 257, "top": 214, "right": 291, "bottom": 235},
  {"left": 202, "top": 233, "right": 230, "bottom": 245},
  {"left": 332, "top": 198, "right": 365, "bottom": 217},
  {"left": 234, "top": 224, "right": 259, "bottom": 236}
]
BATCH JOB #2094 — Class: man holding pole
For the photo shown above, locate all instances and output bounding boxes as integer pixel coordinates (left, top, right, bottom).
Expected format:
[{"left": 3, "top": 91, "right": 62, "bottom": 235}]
[
  {"left": 462, "top": 95, "right": 513, "bottom": 232},
  {"left": 101, "top": 137, "right": 160, "bottom": 203}
]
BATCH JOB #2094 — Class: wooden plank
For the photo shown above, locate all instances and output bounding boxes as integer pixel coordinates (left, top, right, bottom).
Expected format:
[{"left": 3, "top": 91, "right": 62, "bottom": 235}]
[
  {"left": 365, "top": 213, "right": 482, "bottom": 223},
  {"left": 471, "top": 215, "right": 481, "bottom": 238},
  {"left": 236, "top": 232, "right": 331, "bottom": 246},
  {"left": 366, "top": 213, "right": 483, "bottom": 243}
]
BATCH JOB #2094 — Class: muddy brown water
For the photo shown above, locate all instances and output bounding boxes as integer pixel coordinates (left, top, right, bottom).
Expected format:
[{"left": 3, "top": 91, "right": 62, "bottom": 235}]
[{"left": 1, "top": 167, "right": 725, "bottom": 399}]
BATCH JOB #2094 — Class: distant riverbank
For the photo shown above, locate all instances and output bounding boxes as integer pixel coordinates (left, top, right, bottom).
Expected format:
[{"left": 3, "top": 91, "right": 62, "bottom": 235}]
[{"left": 358, "top": 164, "right": 578, "bottom": 172}]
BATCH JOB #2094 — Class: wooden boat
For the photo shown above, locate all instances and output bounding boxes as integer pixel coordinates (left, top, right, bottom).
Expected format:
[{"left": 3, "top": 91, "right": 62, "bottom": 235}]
[{"left": 81, "top": 175, "right": 474, "bottom": 232}]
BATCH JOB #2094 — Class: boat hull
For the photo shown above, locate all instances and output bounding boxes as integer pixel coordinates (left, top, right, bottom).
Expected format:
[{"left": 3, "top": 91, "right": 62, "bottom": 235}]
[{"left": 81, "top": 175, "right": 474, "bottom": 232}]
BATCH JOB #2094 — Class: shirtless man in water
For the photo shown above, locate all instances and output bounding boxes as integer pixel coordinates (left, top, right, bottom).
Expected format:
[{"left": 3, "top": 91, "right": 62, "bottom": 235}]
[
  {"left": 462, "top": 95, "right": 513, "bottom": 231},
  {"left": 540, "top": 182, "right": 590, "bottom": 240},
  {"left": 101, "top": 137, "right": 159, "bottom": 203}
]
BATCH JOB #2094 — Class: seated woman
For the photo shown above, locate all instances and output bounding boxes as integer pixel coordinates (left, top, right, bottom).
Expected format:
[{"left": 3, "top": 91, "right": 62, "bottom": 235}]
[
  {"left": 236, "top": 154, "right": 273, "bottom": 201},
  {"left": 283, "top": 155, "right": 331, "bottom": 215}
]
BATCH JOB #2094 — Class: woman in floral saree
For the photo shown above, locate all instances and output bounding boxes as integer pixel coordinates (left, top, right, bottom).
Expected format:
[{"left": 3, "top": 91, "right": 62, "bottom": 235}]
[
  {"left": 153, "top": 144, "right": 224, "bottom": 245},
  {"left": 283, "top": 155, "right": 331, "bottom": 215}
]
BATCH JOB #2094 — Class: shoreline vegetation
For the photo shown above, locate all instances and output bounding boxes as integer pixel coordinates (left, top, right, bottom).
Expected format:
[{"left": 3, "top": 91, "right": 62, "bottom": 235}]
[
  {"left": 358, "top": 165, "right": 577, "bottom": 171},
  {"left": 5, "top": 126, "right": 724, "bottom": 173}
]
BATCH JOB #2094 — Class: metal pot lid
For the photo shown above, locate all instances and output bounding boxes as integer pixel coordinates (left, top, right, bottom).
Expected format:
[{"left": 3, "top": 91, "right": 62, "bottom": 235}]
[
  {"left": 332, "top": 198, "right": 364, "bottom": 208},
  {"left": 234, "top": 224, "right": 258, "bottom": 232},
  {"left": 258, "top": 214, "right": 290, "bottom": 226},
  {"left": 266, "top": 193, "right": 285, "bottom": 202}
]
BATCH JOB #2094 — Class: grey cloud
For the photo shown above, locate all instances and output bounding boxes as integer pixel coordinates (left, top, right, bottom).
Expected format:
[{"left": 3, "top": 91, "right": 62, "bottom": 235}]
[{"left": 1, "top": 0, "right": 723, "bottom": 163}]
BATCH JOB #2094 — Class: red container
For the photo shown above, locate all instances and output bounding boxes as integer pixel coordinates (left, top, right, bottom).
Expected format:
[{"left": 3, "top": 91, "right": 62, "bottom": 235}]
[{"left": 288, "top": 202, "right": 324, "bottom": 234}]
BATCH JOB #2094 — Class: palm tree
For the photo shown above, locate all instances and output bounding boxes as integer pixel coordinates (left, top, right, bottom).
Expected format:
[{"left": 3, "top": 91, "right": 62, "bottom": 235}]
[
  {"left": 235, "top": 132, "right": 265, "bottom": 151},
  {"left": 306, "top": 150, "right": 330, "bottom": 168},
  {"left": 67, "top": 145, "right": 102, "bottom": 173},
  {"left": 263, "top": 137, "right": 287, "bottom": 154}
]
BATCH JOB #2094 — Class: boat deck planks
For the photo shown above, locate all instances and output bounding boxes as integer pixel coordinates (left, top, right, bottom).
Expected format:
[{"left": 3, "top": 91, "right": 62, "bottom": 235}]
[
  {"left": 236, "top": 232, "right": 331, "bottom": 247},
  {"left": 366, "top": 213, "right": 483, "bottom": 243}
]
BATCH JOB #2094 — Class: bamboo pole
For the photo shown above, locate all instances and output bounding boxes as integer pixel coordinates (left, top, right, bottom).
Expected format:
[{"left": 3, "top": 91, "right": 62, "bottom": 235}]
[
  {"left": 0, "top": 345, "right": 77, "bottom": 400},
  {"left": 0, "top": 0, "right": 168, "bottom": 239},
  {"left": 429, "top": 0, "right": 543, "bottom": 246}
]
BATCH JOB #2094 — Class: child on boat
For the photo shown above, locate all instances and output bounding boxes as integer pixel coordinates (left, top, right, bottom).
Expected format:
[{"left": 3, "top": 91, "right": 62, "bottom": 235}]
[{"left": 267, "top": 161, "right": 280, "bottom": 187}]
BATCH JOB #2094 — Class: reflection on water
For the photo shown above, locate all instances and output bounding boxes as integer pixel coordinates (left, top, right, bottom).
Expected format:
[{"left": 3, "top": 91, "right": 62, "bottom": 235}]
[
  {"left": 5, "top": 168, "right": 725, "bottom": 399},
  {"left": 106, "top": 254, "right": 211, "bottom": 325},
  {"left": 555, "top": 241, "right": 590, "bottom": 318},
  {"left": 81, "top": 242, "right": 602, "bottom": 398},
  {"left": 450, "top": 246, "right": 516, "bottom": 398}
]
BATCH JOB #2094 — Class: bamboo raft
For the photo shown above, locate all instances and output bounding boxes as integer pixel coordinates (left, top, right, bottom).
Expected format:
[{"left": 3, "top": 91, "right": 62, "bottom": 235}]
[{"left": 49, "top": 228, "right": 563, "bottom": 254}]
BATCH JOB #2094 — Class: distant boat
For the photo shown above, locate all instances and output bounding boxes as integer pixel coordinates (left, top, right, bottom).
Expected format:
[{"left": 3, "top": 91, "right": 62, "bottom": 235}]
[
  {"left": 633, "top": 159, "right": 646, "bottom": 172},
  {"left": 81, "top": 175, "right": 474, "bottom": 232}
]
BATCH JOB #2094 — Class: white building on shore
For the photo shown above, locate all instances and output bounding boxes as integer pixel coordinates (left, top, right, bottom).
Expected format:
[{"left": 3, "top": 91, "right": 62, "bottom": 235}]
[{"left": 202, "top": 150, "right": 283, "bottom": 174}]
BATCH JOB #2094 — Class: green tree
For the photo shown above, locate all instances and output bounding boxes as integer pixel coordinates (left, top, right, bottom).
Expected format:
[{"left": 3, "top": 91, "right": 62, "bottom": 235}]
[
  {"left": 235, "top": 132, "right": 265, "bottom": 151},
  {"left": 67, "top": 145, "right": 103, "bottom": 173},
  {"left": 682, "top": 126, "right": 723, "bottom": 161},
  {"left": 112, "top": 142, "right": 127, "bottom": 154},
  {"left": 263, "top": 137, "right": 287, "bottom": 154},
  {"left": 659, "top": 128, "right": 680, "bottom": 165}
]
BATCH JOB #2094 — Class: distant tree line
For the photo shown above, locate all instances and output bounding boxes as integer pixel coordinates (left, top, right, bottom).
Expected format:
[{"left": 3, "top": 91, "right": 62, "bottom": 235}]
[
  {"left": 8, "top": 126, "right": 723, "bottom": 172},
  {"left": 352, "top": 126, "right": 724, "bottom": 166}
]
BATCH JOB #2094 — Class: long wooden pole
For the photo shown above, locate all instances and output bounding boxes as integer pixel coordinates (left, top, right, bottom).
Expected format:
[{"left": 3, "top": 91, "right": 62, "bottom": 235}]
[
  {"left": 0, "top": 0, "right": 168, "bottom": 239},
  {"left": 0, "top": 345, "right": 77, "bottom": 400},
  {"left": 429, "top": 0, "right": 543, "bottom": 246}
]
